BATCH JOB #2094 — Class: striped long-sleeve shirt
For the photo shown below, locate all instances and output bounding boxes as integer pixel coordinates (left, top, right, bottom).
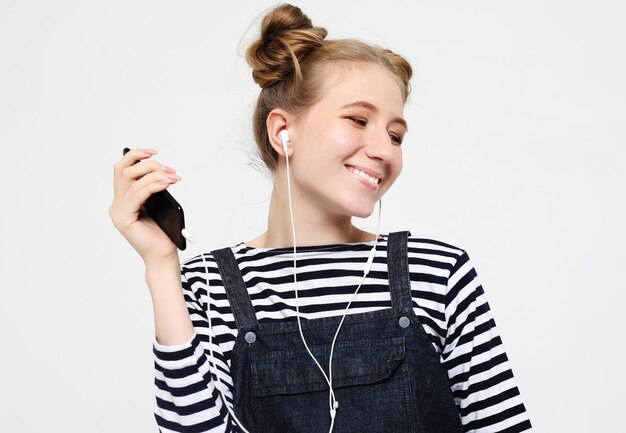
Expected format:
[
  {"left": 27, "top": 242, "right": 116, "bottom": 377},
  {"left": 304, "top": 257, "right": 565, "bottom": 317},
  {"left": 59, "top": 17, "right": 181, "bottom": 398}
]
[{"left": 152, "top": 233, "right": 532, "bottom": 432}]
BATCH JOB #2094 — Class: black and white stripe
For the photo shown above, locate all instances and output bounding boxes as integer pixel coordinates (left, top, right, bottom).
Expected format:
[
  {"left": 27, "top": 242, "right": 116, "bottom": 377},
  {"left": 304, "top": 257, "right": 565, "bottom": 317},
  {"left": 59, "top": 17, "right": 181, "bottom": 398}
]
[{"left": 152, "top": 233, "right": 532, "bottom": 432}]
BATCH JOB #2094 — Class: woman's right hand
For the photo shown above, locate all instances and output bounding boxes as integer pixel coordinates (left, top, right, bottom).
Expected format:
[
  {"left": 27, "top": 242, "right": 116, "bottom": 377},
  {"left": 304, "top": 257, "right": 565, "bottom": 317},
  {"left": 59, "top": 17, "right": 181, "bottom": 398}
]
[{"left": 109, "top": 148, "right": 182, "bottom": 265}]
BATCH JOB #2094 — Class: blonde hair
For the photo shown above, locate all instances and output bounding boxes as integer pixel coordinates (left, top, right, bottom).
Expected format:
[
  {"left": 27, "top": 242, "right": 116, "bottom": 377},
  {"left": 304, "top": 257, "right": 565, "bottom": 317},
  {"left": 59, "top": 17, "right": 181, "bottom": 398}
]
[{"left": 245, "top": 3, "right": 413, "bottom": 173}]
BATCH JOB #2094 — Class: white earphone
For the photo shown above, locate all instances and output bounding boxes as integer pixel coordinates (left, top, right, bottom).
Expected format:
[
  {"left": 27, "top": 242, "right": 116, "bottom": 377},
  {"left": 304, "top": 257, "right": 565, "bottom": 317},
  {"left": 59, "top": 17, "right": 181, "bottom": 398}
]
[{"left": 280, "top": 129, "right": 290, "bottom": 154}]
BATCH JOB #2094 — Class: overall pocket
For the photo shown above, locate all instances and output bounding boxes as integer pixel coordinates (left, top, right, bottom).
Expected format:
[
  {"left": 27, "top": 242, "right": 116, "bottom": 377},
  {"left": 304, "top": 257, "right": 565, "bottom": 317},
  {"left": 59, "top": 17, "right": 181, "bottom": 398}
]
[{"left": 250, "top": 337, "right": 412, "bottom": 433}]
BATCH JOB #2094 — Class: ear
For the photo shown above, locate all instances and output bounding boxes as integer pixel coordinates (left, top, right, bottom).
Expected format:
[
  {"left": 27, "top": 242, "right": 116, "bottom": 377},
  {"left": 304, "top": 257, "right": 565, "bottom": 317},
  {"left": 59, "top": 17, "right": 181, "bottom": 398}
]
[{"left": 266, "top": 108, "right": 294, "bottom": 157}]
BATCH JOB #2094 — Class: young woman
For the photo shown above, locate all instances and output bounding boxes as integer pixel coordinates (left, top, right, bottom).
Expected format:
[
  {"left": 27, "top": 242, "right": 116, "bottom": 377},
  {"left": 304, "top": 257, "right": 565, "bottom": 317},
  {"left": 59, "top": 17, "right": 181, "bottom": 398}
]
[{"left": 109, "top": 4, "right": 531, "bottom": 432}]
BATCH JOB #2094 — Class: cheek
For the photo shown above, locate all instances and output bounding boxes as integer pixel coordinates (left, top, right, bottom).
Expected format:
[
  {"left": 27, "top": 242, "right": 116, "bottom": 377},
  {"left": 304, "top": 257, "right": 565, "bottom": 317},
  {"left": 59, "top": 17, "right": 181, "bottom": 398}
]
[
  {"left": 387, "top": 147, "right": 403, "bottom": 174},
  {"left": 328, "top": 123, "right": 359, "bottom": 154},
  {"left": 382, "top": 152, "right": 403, "bottom": 193},
  {"left": 395, "top": 153, "right": 403, "bottom": 178}
]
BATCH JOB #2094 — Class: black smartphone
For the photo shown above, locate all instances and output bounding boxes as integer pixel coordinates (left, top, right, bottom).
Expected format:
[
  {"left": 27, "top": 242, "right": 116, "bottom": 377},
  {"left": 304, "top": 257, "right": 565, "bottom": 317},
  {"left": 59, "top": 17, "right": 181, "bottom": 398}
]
[{"left": 123, "top": 148, "right": 186, "bottom": 250}]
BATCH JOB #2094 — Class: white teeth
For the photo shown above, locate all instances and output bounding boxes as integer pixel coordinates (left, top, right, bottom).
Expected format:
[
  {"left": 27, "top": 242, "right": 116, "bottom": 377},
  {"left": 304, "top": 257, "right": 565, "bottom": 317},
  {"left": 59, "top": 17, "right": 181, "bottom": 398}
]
[{"left": 348, "top": 167, "right": 380, "bottom": 184}]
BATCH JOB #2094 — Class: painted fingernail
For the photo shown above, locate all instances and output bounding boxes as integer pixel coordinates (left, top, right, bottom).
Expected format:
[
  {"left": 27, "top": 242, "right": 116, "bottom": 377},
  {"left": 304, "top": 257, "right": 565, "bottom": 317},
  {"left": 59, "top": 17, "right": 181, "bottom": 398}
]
[
  {"left": 161, "top": 166, "right": 176, "bottom": 173},
  {"left": 167, "top": 174, "right": 182, "bottom": 181},
  {"left": 144, "top": 149, "right": 158, "bottom": 155}
]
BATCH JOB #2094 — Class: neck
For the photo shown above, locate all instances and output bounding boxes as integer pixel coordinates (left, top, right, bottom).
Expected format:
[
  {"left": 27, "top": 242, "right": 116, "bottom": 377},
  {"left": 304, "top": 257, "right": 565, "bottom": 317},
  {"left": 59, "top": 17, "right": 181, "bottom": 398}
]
[{"left": 246, "top": 166, "right": 377, "bottom": 249}]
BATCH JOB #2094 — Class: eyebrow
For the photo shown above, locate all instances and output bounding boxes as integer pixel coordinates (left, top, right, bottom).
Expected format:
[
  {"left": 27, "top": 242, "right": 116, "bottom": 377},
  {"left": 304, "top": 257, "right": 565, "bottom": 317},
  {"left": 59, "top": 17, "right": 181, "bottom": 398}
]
[{"left": 340, "top": 101, "right": 408, "bottom": 132}]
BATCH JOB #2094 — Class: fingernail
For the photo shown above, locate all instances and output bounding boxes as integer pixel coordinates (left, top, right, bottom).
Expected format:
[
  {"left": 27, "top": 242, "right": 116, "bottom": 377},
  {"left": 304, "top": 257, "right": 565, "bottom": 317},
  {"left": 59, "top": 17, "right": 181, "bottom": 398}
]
[
  {"left": 144, "top": 149, "right": 158, "bottom": 155},
  {"left": 161, "top": 165, "right": 176, "bottom": 173},
  {"left": 167, "top": 174, "right": 182, "bottom": 181}
]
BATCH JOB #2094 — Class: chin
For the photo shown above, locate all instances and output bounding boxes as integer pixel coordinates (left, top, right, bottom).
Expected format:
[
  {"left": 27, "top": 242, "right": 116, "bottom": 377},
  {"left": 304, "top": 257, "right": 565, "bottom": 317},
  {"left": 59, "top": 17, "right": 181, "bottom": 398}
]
[
  {"left": 345, "top": 199, "right": 378, "bottom": 219},
  {"left": 352, "top": 209, "right": 375, "bottom": 219}
]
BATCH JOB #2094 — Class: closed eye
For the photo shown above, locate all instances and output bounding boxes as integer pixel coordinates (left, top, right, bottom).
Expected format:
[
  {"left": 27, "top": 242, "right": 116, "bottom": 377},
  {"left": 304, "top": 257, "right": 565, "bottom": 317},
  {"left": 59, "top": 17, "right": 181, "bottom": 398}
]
[
  {"left": 349, "top": 116, "right": 403, "bottom": 145},
  {"left": 348, "top": 117, "right": 367, "bottom": 127},
  {"left": 389, "top": 133, "right": 403, "bottom": 145}
]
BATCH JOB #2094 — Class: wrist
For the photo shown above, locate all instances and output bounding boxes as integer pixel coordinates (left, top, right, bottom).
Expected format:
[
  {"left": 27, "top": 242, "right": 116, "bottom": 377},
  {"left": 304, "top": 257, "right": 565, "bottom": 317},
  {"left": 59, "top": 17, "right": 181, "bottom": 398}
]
[{"left": 144, "top": 255, "right": 180, "bottom": 278}]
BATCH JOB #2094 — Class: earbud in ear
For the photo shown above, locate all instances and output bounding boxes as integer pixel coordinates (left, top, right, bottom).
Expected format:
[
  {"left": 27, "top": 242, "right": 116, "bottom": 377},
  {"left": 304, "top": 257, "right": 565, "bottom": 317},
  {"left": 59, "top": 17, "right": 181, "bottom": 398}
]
[{"left": 279, "top": 130, "right": 290, "bottom": 155}]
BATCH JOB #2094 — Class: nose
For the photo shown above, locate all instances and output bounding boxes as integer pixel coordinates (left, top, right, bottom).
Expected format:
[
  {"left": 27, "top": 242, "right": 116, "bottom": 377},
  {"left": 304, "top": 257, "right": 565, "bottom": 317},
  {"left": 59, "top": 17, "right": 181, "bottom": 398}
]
[{"left": 364, "top": 124, "right": 396, "bottom": 162}]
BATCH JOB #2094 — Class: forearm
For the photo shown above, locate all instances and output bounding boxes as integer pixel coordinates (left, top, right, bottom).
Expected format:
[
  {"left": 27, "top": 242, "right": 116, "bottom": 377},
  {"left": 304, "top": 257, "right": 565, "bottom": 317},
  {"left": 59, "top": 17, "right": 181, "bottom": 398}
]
[{"left": 145, "top": 257, "right": 195, "bottom": 346}]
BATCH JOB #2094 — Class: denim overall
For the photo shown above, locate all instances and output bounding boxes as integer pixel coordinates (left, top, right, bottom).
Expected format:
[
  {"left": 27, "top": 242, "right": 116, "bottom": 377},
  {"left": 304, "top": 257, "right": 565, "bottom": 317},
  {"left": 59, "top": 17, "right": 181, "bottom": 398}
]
[{"left": 211, "top": 231, "right": 463, "bottom": 433}]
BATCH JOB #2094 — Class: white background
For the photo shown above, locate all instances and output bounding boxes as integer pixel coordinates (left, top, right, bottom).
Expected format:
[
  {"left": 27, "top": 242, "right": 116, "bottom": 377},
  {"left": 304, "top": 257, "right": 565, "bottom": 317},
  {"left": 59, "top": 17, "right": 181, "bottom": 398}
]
[{"left": 1, "top": 0, "right": 624, "bottom": 431}]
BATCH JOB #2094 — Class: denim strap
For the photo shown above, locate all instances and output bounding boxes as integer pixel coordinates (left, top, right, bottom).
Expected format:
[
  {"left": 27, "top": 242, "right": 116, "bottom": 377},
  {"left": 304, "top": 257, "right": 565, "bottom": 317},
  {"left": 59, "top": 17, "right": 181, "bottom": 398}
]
[
  {"left": 387, "top": 231, "right": 413, "bottom": 314},
  {"left": 211, "top": 247, "right": 258, "bottom": 330}
]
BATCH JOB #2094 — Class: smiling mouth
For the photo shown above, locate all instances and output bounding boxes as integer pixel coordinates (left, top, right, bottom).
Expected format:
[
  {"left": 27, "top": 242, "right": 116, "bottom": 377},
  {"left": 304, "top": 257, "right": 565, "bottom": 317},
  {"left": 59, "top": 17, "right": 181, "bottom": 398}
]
[{"left": 345, "top": 165, "right": 381, "bottom": 188}]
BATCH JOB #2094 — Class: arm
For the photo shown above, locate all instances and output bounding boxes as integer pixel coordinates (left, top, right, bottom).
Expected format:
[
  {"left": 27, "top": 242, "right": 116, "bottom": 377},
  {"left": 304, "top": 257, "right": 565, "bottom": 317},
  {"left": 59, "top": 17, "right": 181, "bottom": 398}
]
[
  {"left": 442, "top": 250, "right": 532, "bottom": 432},
  {"left": 109, "top": 149, "right": 237, "bottom": 431},
  {"left": 146, "top": 257, "right": 194, "bottom": 346},
  {"left": 151, "top": 257, "right": 237, "bottom": 433}
]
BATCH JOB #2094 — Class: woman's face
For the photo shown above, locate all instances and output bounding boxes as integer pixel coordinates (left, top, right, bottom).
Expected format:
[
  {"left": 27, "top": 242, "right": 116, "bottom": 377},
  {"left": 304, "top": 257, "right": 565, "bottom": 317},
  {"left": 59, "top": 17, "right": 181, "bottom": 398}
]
[{"left": 288, "top": 62, "right": 406, "bottom": 219}]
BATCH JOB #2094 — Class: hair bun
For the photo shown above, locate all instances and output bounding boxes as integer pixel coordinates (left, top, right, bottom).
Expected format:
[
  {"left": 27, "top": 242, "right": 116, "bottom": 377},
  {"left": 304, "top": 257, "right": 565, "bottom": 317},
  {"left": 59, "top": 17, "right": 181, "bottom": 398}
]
[{"left": 246, "top": 4, "right": 327, "bottom": 88}]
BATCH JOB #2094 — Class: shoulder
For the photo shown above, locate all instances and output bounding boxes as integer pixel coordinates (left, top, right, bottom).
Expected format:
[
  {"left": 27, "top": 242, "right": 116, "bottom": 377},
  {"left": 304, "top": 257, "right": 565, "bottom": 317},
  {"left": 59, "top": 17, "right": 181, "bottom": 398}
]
[
  {"left": 404, "top": 234, "right": 484, "bottom": 307},
  {"left": 405, "top": 234, "right": 465, "bottom": 256},
  {"left": 403, "top": 232, "right": 468, "bottom": 274},
  {"left": 180, "top": 241, "right": 246, "bottom": 269},
  {"left": 181, "top": 251, "right": 218, "bottom": 272},
  {"left": 179, "top": 240, "right": 255, "bottom": 283},
  {"left": 178, "top": 251, "right": 224, "bottom": 298}
]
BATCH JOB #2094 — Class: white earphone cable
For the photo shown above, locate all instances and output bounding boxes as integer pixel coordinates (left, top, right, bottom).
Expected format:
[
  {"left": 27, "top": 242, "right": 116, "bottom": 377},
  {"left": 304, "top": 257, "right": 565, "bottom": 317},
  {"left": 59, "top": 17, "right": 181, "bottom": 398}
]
[
  {"left": 283, "top": 132, "right": 381, "bottom": 433},
  {"left": 284, "top": 139, "right": 339, "bottom": 418},
  {"left": 184, "top": 234, "right": 251, "bottom": 433},
  {"left": 182, "top": 131, "right": 382, "bottom": 433},
  {"left": 327, "top": 198, "right": 381, "bottom": 413}
]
